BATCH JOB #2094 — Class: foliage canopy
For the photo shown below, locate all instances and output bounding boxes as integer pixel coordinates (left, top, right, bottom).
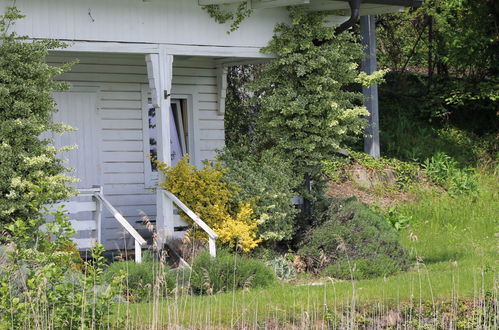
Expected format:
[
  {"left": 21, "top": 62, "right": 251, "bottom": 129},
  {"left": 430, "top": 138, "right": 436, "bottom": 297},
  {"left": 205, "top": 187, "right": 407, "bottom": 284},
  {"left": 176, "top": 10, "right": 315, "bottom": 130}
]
[
  {"left": 249, "top": 8, "right": 373, "bottom": 179},
  {"left": 0, "top": 7, "right": 75, "bottom": 227},
  {"left": 156, "top": 156, "right": 261, "bottom": 253},
  {"left": 219, "top": 149, "right": 300, "bottom": 242},
  {"left": 377, "top": 0, "right": 498, "bottom": 122}
]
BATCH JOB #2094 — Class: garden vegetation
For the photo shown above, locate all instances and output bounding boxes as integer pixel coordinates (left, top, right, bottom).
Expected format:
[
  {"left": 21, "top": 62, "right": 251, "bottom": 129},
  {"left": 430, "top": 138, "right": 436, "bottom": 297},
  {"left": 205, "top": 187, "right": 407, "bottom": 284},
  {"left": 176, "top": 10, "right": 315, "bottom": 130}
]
[
  {"left": 0, "top": 2, "right": 497, "bottom": 328},
  {"left": 0, "top": 8, "right": 75, "bottom": 228}
]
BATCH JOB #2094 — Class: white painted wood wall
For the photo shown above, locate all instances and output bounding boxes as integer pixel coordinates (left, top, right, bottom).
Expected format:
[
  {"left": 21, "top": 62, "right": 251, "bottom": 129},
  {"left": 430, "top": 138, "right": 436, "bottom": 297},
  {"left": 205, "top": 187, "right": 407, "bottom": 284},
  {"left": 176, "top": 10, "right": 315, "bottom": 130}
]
[
  {"left": 3, "top": 0, "right": 289, "bottom": 49},
  {"left": 47, "top": 52, "right": 224, "bottom": 249}
]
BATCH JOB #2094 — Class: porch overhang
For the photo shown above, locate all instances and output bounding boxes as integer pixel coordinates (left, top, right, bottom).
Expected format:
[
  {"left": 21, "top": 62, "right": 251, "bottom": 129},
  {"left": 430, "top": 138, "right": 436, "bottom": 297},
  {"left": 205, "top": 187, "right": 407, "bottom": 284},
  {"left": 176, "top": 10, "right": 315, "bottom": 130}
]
[{"left": 198, "top": 0, "right": 423, "bottom": 13}]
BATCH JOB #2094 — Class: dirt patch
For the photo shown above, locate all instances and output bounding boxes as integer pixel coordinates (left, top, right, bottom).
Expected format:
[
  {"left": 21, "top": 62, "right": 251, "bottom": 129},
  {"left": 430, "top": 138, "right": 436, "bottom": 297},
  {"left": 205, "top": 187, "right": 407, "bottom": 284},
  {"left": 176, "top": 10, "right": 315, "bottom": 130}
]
[{"left": 326, "top": 180, "right": 415, "bottom": 209}]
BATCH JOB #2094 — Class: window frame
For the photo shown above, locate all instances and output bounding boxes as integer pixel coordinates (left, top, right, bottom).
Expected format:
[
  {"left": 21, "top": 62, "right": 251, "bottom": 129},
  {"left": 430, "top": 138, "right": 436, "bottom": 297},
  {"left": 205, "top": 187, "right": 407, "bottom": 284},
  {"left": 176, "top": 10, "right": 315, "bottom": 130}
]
[{"left": 141, "top": 85, "right": 193, "bottom": 188}]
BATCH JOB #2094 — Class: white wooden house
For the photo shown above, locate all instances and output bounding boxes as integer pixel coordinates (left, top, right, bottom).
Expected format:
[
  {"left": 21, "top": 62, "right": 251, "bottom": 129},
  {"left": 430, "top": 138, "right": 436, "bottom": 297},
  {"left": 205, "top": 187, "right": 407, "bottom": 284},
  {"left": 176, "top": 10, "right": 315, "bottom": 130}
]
[{"left": 2, "top": 0, "right": 421, "bottom": 260}]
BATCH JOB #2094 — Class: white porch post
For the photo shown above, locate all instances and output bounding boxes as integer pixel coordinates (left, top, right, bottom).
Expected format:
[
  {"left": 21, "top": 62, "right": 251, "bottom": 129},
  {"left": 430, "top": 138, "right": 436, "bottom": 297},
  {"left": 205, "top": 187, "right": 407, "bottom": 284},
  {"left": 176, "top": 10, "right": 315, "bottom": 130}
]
[
  {"left": 360, "top": 15, "right": 380, "bottom": 159},
  {"left": 146, "top": 47, "right": 174, "bottom": 249}
]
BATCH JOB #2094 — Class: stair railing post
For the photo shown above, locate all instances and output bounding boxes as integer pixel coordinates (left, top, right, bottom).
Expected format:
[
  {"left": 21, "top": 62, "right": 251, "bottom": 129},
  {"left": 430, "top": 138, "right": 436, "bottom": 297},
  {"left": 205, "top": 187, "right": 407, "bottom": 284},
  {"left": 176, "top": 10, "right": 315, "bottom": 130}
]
[
  {"left": 135, "top": 240, "right": 142, "bottom": 263},
  {"left": 208, "top": 236, "right": 216, "bottom": 258},
  {"left": 93, "top": 185, "right": 103, "bottom": 244}
]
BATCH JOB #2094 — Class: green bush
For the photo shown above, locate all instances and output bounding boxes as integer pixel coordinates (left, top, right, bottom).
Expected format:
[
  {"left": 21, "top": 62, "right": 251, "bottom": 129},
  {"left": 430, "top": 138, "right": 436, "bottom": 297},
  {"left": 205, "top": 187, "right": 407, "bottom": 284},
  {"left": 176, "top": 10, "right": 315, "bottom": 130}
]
[
  {"left": 190, "top": 250, "right": 275, "bottom": 294},
  {"left": 264, "top": 255, "right": 297, "bottom": 281},
  {"left": 298, "top": 197, "right": 409, "bottom": 279},
  {"left": 423, "top": 152, "right": 478, "bottom": 195},
  {"left": 323, "top": 255, "right": 403, "bottom": 280},
  {"left": 249, "top": 8, "right": 379, "bottom": 182},
  {"left": 219, "top": 149, "right": 300, "bottom": 242},
  {"left": 103, "top": 260, "right": 175, "bottom": 302},
  {"left": 0, "top": 213, "right": 122, "bottom": 328},
  {"left": 0, "top": 8, "right": 75, "bottom": 228},
  {"left": 322, "top": 151, "right": 421, "bottom": 191}
]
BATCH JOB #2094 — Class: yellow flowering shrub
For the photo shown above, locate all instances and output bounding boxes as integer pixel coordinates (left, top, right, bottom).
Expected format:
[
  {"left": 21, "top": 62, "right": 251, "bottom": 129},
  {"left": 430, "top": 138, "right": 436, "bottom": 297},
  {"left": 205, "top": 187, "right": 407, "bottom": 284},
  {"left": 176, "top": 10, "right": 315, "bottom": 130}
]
[
  {"left": 155, "top": 156, "right": 261, "bottom": 252},
  {"left": 215, "top": 202, "right": 262, "bottom": 253}
]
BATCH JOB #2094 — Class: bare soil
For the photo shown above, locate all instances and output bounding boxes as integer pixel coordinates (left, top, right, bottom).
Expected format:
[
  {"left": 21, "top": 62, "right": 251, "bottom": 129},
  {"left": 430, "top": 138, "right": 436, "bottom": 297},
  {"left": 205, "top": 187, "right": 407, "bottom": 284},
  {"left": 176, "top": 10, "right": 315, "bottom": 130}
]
[{"left": 326, "top": 180, "right": 415, "bottom": 209}]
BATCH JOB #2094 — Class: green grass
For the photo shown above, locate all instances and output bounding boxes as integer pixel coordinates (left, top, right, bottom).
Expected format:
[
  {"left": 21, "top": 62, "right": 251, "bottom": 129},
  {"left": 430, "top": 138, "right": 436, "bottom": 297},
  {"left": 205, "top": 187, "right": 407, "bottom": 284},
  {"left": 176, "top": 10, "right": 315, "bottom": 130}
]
[
  {"left": 114, "top": 172, "right": 498, "bottom": 328},
  {"left": 116, "top": 258, "right": 495, "bottom": 327},
  {"left": 398, "top": 172, "right": 497, "bottom": 263}
]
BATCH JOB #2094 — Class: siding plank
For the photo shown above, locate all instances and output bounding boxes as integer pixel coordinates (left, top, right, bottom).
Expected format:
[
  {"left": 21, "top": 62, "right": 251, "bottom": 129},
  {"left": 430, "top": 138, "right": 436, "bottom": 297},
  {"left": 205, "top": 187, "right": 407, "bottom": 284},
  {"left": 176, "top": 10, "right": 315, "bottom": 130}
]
[
  {"left": 103, "top": 162, "right": 144, "bottom": 173},
  {"left": 100, "top": 109, "right": 142, "bottom": 120},
  {"left": 102, "top": 151, "right": 144, "bottom": 162}
]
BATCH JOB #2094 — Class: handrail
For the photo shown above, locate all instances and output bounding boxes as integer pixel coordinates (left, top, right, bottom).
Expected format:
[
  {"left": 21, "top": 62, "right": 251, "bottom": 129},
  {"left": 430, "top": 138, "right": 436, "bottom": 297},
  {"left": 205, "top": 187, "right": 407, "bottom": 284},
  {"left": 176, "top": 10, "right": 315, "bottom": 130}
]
[
  {"left": 162, "top": 189, "right": 218, "bottom": 257},
  {"left": 94, "top": 192, "right": 147, "bottom": 263}
]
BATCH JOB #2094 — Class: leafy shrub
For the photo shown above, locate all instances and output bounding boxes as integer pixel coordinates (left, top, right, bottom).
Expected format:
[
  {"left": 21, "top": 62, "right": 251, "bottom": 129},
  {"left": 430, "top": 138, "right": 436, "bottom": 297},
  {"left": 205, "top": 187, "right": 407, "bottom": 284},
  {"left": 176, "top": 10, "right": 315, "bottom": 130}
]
[
  {"left": 350, "top": 151, "right": 421, "bottom": 189},
  {"left": 190, "top": 250, "right": 275, "bottom": 294},
  {"left": 384, "top": 207, "right": 412, "bottom": 231},
  {"left": 102, "top": 260, "right": 175, "bottom": 302},
  {"left": 250, "top": 8, "right": 372, "bottom": 180},
  {"left": 322, "top": 157, "right": 350, "bottom": 183},
  {"left": 219, "top": 150, "right": 300, "bottom": 242},
  {"left": 423, "top": 152, "right": 478, "bottom": 195},
  {"left": 264, "top": 255, "right": 297, "bottom": 281},
  {"left": 155, "top": 156, "right": 261, "bottom": 252},
  {"left": 0, "top": 212, "right": 123, "bottom": 328},
  {"left": 298, "top": 197, "right": 409, "bottom": 279},
  {"left": 323, "top": 255, "right": 403, "bottom": 280},
  {"left": 0, "top": 8, "right": 76, "bottom": 228},
  {"left": 323, "top": 151, "right": 421, "bottom": 191}
]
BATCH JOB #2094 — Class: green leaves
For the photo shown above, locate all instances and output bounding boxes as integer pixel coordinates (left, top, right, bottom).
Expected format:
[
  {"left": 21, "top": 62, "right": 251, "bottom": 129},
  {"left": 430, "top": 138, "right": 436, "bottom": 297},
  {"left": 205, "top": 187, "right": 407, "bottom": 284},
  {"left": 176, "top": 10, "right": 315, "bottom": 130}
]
[
  {"left": 0, "top": 8, "right": 75, "bottom": 227},
  {"left": 250, "top": 8, "right": 370, "bottom": 179},
  {"left": 0, "top": 210, "right": 122, "bottom": 328},
  {"left": 423, "top": 152, "right": 479, "bottom": 195},
  {"left": 219, "top": 150, "right": 300, "bottom": 242},
  {"left": 203, "top": 3, "right": 252, "bottom": 34}
]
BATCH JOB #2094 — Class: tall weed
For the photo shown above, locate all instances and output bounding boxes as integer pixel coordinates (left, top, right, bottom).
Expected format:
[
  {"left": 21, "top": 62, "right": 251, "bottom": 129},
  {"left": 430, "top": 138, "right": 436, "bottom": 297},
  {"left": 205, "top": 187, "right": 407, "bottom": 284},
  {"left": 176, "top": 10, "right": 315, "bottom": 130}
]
[
  {"left": 0, "top": 212, "right": 123, "bottom": 328},
  {"left": 423, "top": 152, "right": 478, "bottom": 195}
]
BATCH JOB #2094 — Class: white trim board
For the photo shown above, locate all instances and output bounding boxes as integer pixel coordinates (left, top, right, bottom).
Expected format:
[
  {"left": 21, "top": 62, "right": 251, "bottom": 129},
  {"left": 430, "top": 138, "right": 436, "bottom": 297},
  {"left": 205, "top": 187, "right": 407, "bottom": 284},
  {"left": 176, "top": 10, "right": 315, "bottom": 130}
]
[{"left": 46, "top": 41, "right": 273, "bottom": 58}]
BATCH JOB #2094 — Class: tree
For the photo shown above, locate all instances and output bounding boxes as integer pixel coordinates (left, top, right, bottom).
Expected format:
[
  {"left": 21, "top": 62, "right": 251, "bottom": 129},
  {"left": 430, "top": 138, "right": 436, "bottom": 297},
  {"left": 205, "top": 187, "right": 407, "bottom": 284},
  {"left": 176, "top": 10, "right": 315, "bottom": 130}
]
[
  {"left": 377, "top": 0, "right": 498, "bottom": 126},
  {"left": 0, "top": 7, "right": 75, "bottom": 228},
  {"left": 250, "top": 8, "right": 371, "bottom": 181}
]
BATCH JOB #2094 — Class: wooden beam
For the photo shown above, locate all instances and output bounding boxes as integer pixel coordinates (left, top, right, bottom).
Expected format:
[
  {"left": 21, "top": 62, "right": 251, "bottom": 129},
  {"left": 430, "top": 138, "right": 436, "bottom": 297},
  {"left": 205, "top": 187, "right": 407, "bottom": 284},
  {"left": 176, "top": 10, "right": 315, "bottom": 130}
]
[
  {"left": 359, "top": 6, "right": 404, "bottom": 15},
  {"left": 145, "top": 54, "right": 161, "bottom": 108},
  {"left": 338, "top": 5, "right": 404, "bottom": 16},
  {"left": 306, "top": 0, "right": 349, "bottom": 12},
  {"left": 151, "top": 46, "right": 175, "bottom": 248},
  {"left": 306, "top": 1, "right": 403, "bottom": 15},
  {"left": 251, "top": 0, "right": 309, "bottom": 9},
  {"left": 214, "top": 57, "right": 273, "bottom": 66},
  {"left": 52, "top": 41, "right": 271, "bottom": 58},
  {"left": 198, "top": 0, "right": 242, "bottom": 5},
  {"left": 216, "top": 65, "right": 228, "bottom": 115}
]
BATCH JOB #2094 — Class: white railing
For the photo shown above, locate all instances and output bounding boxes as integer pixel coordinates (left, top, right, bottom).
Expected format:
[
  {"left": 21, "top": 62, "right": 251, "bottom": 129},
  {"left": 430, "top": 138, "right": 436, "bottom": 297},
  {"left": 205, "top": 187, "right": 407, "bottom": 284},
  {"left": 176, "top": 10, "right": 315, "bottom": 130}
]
[
  {"left": 48, "top": 187, "right": 146, "bottom": 263},
  {"left": 93, "top": 191, "right": 147, "bottom": 263},
  {"left": 47, "top": 187, "right": 104, "bottom": 250},
  {"left": 162, "top": 190, "right": 218, "bottom": 257}
]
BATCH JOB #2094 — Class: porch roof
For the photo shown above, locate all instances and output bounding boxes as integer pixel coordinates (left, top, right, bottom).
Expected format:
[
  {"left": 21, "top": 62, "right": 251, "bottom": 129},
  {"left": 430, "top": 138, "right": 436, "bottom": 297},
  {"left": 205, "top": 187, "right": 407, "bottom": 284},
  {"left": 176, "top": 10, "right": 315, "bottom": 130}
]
[{"left": 198, "top": 0, "right": 423, "bottom": 14}]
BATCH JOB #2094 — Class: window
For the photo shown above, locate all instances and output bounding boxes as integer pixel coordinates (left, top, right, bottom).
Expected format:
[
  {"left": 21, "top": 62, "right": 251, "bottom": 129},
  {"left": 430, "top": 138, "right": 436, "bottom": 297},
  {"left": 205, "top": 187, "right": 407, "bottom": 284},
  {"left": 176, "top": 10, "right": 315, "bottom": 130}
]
[{"left": 142, "top": 87, "right": 189, "bottom": 187}]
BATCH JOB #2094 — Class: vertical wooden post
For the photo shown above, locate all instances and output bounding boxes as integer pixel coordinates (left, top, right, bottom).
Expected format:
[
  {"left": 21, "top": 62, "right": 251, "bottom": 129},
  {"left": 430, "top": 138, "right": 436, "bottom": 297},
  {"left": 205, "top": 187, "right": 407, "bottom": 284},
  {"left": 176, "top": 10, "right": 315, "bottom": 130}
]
[
  {"left": 93, "top": 185, "right": 103, "bottom": 244},
  {"left": 360, "top": 15, "right": 380, "bottom": 159},
  {"left": 135, "top": 240, "right": 142, "bottom": 263},
  {"left": 216, "top": 65, "right": 228, "bottom": 115},
  {"left": 208, "top": 236, "right": 216, "bottom": 258},
  {"left": 146, "top": 48, "right": 174, "bottom": 249}
]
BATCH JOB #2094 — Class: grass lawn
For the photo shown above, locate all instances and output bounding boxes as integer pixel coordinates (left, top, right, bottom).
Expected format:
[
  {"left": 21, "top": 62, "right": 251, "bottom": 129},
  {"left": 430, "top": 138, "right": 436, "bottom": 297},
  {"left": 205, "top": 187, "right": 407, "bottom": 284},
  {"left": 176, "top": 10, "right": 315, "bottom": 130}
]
[{"left": 115, "top": 173, "right": 498, "bottom": 328}]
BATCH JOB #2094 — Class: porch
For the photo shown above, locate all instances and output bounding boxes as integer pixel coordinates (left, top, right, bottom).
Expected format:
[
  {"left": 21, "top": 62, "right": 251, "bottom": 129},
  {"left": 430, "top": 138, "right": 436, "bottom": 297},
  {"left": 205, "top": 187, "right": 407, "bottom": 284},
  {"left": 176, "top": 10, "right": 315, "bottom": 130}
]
[{"left": 48, "top": 49, "right": 245, "bottom": 255}]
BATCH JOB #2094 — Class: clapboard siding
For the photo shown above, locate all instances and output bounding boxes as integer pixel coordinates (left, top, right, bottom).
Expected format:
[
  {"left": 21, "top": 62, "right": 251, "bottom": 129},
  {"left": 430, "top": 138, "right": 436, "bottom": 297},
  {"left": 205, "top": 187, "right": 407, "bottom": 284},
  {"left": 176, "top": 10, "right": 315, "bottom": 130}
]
[
  {"left": 172, "top": 58, "right": 224, "bottom": 168},
  {"left": 47, "top": 52, "right": 225, "bottom": 249},
  {"left": 4, "top": 0, "right": 289, "bottom": 48}
]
